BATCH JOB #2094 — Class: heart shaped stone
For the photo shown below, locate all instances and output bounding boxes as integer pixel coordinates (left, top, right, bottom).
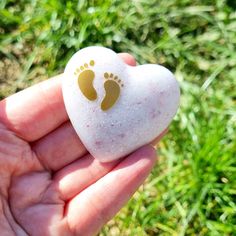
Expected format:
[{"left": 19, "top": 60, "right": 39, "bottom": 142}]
[{"left": 62, "top": 46, "right": 180, "bottom": 162}]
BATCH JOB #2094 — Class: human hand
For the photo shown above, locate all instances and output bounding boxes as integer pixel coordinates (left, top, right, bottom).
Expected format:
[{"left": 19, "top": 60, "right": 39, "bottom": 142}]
[{"left": 0, "top": 54, "right": 160, "bottom": 236}]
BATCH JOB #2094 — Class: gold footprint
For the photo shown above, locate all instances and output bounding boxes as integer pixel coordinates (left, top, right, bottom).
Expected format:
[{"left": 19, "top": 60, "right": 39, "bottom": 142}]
[
  {"left": 101, "top": 72, "right": 124, "bottom": 111},
  {"left": 74, "top": 60, "right": 97, "bottom": 101}
]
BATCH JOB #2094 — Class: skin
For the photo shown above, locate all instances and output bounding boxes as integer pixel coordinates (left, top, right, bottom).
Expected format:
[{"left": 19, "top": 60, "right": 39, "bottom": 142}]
[{"left": 0, "top": 53, "right": 164, "bottom": 236}]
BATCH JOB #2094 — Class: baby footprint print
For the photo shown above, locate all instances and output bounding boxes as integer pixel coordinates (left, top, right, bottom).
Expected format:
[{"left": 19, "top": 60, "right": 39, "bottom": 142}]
[
  {"left": 101, "top": 72, "right": 124, "bottom": 111},
  {"left": 74, "top": 60, "right": 97, "bottom": 101}
]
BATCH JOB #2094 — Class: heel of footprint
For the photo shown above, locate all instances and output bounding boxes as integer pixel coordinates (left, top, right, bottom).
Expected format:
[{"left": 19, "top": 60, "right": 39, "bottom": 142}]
[{"left": 101, "top": 73, "right": 123, "bottom": 111}]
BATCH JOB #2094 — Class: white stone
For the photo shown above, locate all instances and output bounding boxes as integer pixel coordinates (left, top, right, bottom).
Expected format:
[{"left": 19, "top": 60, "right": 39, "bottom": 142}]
[{"left": 62, "top": 46, "right": 180, "bottom": 162}]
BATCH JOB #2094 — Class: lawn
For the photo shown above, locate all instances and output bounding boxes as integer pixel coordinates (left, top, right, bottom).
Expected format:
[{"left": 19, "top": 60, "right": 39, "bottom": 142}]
[{"left": 0, "top": 0, "right": 236, "bottom": 235}]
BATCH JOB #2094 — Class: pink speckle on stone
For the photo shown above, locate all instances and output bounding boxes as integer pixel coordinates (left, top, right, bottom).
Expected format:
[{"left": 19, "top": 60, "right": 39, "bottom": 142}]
[
  {"left": 150, "top": 109, "right": 161, "bottom": 119},
  {"left": 118, "top": 133, "right": 125, "bottom": 138},
  {"left": 160, "top": 90, "right": 165, "bottom": 96},
  {"left": 86, "top": 124, "right": 90, "bottom": 128},
  {"left": 95, "top": 140, "right": 103, "bottom": 147}
]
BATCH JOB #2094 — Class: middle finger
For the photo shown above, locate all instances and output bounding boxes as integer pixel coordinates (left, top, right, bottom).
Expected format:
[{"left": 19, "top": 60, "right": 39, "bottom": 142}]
[{"left": 32, "top": 121, "right": 87, "bottom": 171}]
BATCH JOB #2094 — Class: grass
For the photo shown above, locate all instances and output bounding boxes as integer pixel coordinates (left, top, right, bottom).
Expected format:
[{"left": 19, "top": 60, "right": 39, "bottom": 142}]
[{"left": 1, "top": 0, "right": 236, "bottom": 235}]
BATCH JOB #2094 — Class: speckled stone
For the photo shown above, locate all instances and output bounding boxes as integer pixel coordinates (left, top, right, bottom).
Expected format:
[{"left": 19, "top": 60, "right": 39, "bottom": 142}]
[{"left": 62, "top": 46, "right": 180, "bottom": 162}]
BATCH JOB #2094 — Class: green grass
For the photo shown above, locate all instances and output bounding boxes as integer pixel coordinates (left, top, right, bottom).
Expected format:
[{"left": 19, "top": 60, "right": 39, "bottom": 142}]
[{"left": 1, "top": 0, "right": 236, "bottom": 235}]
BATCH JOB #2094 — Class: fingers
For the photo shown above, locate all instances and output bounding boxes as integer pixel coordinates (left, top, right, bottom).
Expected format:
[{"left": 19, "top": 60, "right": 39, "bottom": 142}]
[
  {"left": 34, "top": 126, "right": 165, "bottom": 191},
  {"left": 53, "top": 154, "right": 119, "bottom": 200},
  {"left": 118, "top": 53, "right": 136, "bottom": 66},
  {"left": 32, "top": 122, "right": 87, "bottom": 171},
  {"left": 66, "top": 145, "right": 156, "bottom": 236},
  {"left": 0, "top": 75, "right": 67, "bottom": 141},
  {"left": 0, "top": 53, "right": 136, "bottom": 142}
]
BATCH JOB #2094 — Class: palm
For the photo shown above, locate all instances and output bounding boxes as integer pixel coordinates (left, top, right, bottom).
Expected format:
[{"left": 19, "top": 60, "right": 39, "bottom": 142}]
[
  {"left": 0, "top": 54, "right": 157, "bottom": 236},
  {"left": 0, "top": 130, "right": 66, "bottom": 235}
]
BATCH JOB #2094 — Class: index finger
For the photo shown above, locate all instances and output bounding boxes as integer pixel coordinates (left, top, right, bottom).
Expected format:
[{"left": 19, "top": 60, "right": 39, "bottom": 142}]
[{"left": 0, "top": 74, "right": 67, "bottom": 141}]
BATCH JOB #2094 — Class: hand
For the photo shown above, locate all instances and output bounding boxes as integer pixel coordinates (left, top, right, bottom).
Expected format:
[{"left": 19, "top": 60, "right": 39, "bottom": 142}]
[{"left": 0, "top": 54, "right": 159, "bottom": 236}]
